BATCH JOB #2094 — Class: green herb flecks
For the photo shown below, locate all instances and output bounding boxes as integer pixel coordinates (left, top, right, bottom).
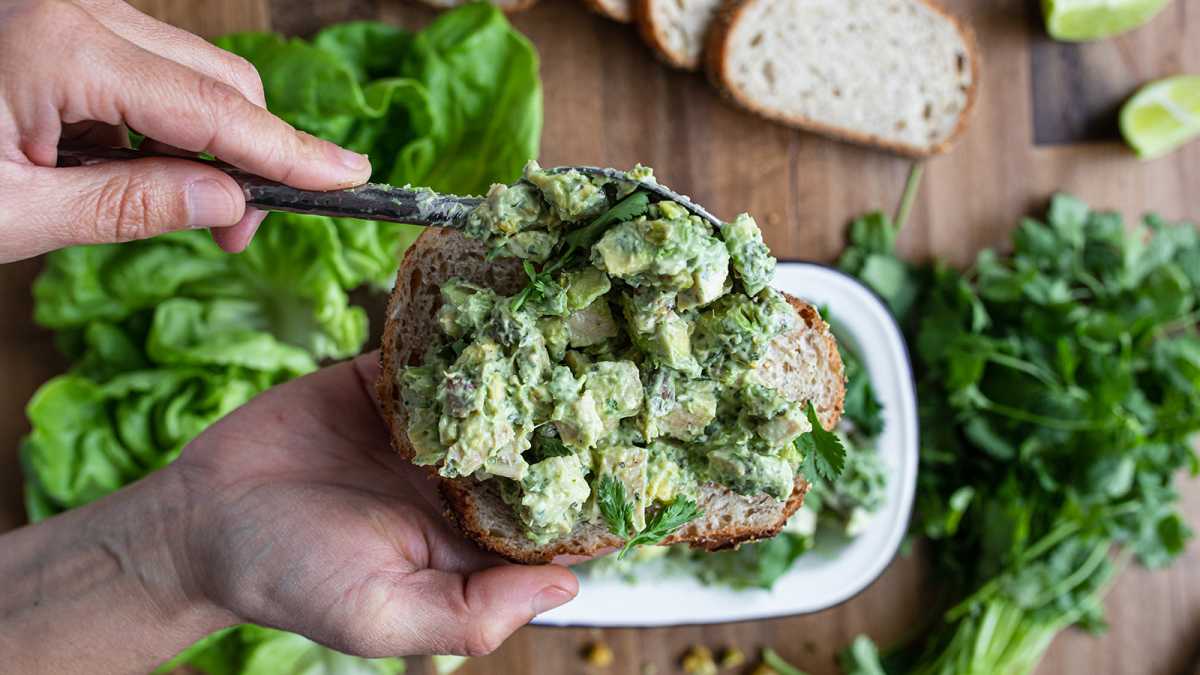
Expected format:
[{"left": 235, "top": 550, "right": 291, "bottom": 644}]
[
  {"left": 563, "top": 191, "right": 650, "bottom": 252},
  {"left": 510, "top": 191, "right": 650, "bottom": 312}
]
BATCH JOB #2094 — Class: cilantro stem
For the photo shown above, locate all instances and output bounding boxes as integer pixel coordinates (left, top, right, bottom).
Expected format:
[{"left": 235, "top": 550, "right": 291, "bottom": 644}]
[
  {"left": 894, "top": 163, "right": 925, "bottom": 231},
  {"left": 1029, "top": 541, "right": 1110, "bottom": 607},
  {"left": 975, "top": 396, "right": 1107, "bottom": 432},
  {"left": 985, "top": 353, "right": 1060, "bottom": 388}
]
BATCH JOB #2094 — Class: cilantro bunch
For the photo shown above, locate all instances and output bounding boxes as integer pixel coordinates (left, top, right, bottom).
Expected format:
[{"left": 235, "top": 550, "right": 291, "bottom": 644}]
[{"left": 837, "top": 185, "right": 1200, "bottom": 675}]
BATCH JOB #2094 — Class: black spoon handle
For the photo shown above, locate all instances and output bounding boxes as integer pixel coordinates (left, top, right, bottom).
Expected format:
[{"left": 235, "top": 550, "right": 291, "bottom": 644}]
[{"left": 55, "top": 146, "right": 481, "bottom": 228}]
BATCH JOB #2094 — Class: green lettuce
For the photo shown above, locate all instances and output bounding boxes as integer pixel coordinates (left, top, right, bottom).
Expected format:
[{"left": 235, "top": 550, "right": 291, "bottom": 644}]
[
  {"left": 22, "top": 367, "right": 285, "bottom": 513},
  {"left": 217, "top": 3, "right": 541, "bottom": 195},
  {"left": 154, "top": 626, "right": 405, "bottom": 675},
  {"left": 22, "top": 6, "right": 541, "bottom": 672}
]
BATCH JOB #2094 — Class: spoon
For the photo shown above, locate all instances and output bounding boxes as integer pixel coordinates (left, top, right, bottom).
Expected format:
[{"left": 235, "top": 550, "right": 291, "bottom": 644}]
[{"left": 57, "top": 147, "right": 722, "bottom": 229}]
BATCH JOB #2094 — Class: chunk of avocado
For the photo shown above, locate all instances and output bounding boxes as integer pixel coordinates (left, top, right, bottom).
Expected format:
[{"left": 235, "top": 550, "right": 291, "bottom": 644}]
[
  {"left": 592, "top": 445, "right": 649, "bottom": 530},
  {"left": 565, "top": 266, "right": 612, "bottom": 311}
]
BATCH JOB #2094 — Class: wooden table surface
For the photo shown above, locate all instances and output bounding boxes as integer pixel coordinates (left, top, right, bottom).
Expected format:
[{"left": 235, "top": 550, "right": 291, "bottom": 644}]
[{"left": 2, "top": 1, "right": 1199, "bottom": 673}]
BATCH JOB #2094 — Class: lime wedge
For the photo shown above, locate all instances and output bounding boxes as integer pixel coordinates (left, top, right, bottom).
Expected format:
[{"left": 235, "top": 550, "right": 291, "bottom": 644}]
[
  {"left": 1120, "top": 75, "right": 1200, "bottom": 159},
  {"left": 1043, "top": 0, "right": 1172, "bottom": 41}
]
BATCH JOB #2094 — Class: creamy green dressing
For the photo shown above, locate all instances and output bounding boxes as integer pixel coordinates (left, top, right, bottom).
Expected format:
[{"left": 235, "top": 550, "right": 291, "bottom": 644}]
[{"left": 402, "top": 161, "right": 800, "bottom": 544}]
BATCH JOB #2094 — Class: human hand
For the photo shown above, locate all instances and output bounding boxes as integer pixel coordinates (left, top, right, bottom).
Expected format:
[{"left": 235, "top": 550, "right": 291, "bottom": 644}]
[
  {"left": 165, "top": 352, "right": 579, "bottom": 658},
  {"left": 0, "top": 0, "right": 372, "bottom": 263}
]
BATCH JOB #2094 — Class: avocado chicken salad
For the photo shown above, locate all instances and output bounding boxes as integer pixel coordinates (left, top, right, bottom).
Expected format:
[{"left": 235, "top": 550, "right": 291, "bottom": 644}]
[
  {"left": 585, "top": 330, "right": 888, "bottom": 589},
  {"left": 400, "top": 162, "right": 832, "bottom": 547}
]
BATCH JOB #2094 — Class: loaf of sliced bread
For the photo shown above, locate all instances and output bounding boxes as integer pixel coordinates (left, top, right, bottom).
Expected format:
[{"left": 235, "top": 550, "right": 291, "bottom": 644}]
[
  {"left": 378, "top": 228, "right": 845, "bottom": 564},
  {"left": 707, "top": 0, "right": 978, "bottom": 156},
  {"left": 584, "top": 0, "right": 633, "bottom": 23},
  {"left": 637, "top": 0, "right": 725, "bottom": 70},
  {"left": 417, "top": 0, "right": 539, "bottom": 12}
]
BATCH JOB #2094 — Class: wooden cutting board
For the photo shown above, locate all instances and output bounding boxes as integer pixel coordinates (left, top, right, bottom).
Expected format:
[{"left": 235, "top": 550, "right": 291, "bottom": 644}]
[{"left": 1, "top": 1, "right": 1197, "bottom": 673}]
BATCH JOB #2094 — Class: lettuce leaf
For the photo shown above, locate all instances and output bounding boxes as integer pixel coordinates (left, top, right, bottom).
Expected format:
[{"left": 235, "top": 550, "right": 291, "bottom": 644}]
[
  {"left": 22, "top": 367, "right": 285, "bottom": 513},
  {"left": 22, "top": 6, "right": 541, "bottom": 673},
  {"left": 239, "top": 627, "right": 405, "bottom": 675}
]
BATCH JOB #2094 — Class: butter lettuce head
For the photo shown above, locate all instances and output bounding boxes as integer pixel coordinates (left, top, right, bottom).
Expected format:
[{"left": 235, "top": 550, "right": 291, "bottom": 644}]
[
  {"left": 217, "top": 3, "right": 540, "bottom": 196},
  {"left": 23, "top": 5, "right": 541, "bottom": 673},
  {"left": 22, "top": 367, "right": 279, "bottom": 514}
]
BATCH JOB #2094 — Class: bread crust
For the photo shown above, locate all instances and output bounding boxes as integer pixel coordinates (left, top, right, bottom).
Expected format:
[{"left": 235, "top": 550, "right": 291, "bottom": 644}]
[
  {"left": 704, "top": 0, "right": 980, "bottom": 157},
  {"left": 635, "top": 0, "right": 702, "bottom": 70},
  {"left": 379, "top": 229, "right": 844, "bottom": 564},
  {"left": 584, "top": 0, "right": 633, "bottom": 23}
]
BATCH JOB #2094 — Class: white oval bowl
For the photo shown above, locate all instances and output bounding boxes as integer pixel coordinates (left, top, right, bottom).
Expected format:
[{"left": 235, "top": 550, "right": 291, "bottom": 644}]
[{"left": 534, "top": 262, "right": 919, "bottom": 627}]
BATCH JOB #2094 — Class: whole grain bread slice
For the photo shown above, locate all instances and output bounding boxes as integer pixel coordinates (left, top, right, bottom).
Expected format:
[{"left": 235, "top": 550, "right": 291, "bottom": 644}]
[
  {"left": 706, "top": 0, "right": 979, "bottom": 156},
  {"left": 636, "top": 0, "right": 725, "bottom": 70},
  {"left": 378, "top": 228, "right": 845, "bottom": 564},
  {"left": 583, "top": 0, "right": 633, "bottom": 23}
]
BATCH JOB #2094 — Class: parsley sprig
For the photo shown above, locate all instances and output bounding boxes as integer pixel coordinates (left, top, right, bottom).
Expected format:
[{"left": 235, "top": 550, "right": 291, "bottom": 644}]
[
  {"left": 619, "top": 496, "right": 703, "bottom": 559},
  {"left": 597, "top": 475, "right": 703, "bottom": 559},
  {"left": 596, "top": 475, "right": 633, "bottom": 539}
]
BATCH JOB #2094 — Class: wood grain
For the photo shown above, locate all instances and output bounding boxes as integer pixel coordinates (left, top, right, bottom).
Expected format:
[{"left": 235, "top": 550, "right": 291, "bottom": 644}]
[
  {"left": 1030, "top": 0, "right": 1194, "bottom": 144},
  {"left": 2, "top": 0, "right": 1199, "bottom": 673}
]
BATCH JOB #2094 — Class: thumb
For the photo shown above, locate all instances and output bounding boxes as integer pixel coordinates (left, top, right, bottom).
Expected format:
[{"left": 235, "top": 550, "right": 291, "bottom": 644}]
[
  {"left": 374, "top": 565, "right": 578, "bottom": 657},
  {"left": 0, "top": 158, "right": 252, "bottom": 263}
]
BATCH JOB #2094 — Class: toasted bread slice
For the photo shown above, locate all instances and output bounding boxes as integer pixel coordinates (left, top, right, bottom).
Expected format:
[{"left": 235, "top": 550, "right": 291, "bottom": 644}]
[
  {"left": 584, "top": 0, "right": 633, "bottom": 23},
  {"left": 378, "top": 228, "right": 845, "bottom": 564},
  {"left": 706, "top": 0, "right": 979, "bottom": 156},
  {"left": 636, "top": 0, "right": 724, "bottom": 70},
  {"left": 417, "top": 0, "right": 539, "bottom": 12}
]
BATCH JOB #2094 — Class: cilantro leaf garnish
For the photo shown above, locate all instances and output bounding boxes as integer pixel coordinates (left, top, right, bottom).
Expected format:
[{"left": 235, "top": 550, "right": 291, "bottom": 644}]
[
  {"left": 617, "top": 496, "right": 703, "bottom": 560},
  {"left": 563, "top": 191, "right": 650, "bottom": 252},
  {"left": 525, "top": 435, "right": 573, "bottom": 464},
  {"left": 510, "top": 260, "right": 555, "bottom": 311},
  {"left": 508, "top": 191, "right": 648, "bottom": 312},
  {"left": 797, "top": 401, "right": 846, "bottom": 483}
]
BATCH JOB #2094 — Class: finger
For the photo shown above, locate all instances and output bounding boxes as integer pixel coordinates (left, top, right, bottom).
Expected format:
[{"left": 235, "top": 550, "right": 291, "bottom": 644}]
[
  {"left": 74, "top": 0, "right": 267, "bottom": 107},
  {"left": 210, "top": 208, "right": 266, "bottom": 253},
  {"left": 361, "top": 565, "right": 578, "bottom": 657},
  {"left": 102, "top": 46, "right": 370, "bottom": 190},
  {"left": 0, "top": 158, "right": 245, "bottom": 262},
  {"left": 61, "top": 121, "right": 130, "bottom": 148},
  {"left": 134, "top": 137, "right": 268, "bottom": 249},
  {"left": 138, "top": 138, "right": 194, "bottom": 157}
]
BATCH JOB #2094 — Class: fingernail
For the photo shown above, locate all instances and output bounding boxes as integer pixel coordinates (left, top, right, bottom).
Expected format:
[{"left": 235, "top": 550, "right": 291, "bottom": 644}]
[
  {"left": 326, "top": 143, "right": 371, "bottom": 173},
  {"left": 186, "top": 179, "right": 240, "bottom": 227},
  {"left": 531, "top": 586, "right": 574, "bottom": 615}
]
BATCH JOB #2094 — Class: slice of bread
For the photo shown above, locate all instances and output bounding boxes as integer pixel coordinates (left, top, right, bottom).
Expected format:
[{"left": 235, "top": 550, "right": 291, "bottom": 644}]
[
  {"left": 706, "top": 0, "right": 978, "bottom": 156},
  {"left": 584, "top": 0, "right": 633, "bottom": 23},
  {"left": 636, "top": 0, "right": 725, "bottom": 70},
  {"left": 417, "top": 0, "right": 539, "bottom": 12},
  {"left": 378, "top": 228, "right": 845, "bottom": 564}
]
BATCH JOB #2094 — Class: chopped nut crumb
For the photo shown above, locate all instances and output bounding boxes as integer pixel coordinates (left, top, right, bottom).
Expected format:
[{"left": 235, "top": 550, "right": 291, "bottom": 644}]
[
  {"left": 719, "top": 647, "right": 745, "bottom": 669},
  {"left": 583, "top": 642, "right": 614, "bottom": 668},
  {"left": 681, "top": 646, "right": 717, "bottom": 675}
]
